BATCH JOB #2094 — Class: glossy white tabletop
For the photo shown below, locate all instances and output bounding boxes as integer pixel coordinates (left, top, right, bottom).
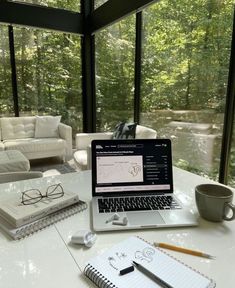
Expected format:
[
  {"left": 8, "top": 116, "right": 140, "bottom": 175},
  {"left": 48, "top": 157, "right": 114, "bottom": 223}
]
[{"left": 0, "top": 168, "right": 235, "bottom": 288}]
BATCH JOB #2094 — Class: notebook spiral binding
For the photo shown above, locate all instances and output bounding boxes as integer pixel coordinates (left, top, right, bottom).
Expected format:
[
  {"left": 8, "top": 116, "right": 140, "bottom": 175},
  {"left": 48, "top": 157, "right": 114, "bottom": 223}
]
[
  {"left": 84, "top": 263, "right": 118, "bottom": 288},
  {"left": 8, "top": 201, "right": 87, "bottom": 240}
]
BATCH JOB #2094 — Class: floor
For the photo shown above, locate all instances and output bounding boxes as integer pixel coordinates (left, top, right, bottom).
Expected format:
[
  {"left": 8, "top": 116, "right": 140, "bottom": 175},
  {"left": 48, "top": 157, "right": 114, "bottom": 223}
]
[{"left": 30, "top": 156, "right": 79, "bottom": 177}]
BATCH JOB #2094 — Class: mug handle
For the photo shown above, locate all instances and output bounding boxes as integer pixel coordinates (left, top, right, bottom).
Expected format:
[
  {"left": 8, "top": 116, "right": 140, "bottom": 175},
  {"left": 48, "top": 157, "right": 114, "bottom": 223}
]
[{"left": 223, "top": 203, "right": 235, "bottom": 221}]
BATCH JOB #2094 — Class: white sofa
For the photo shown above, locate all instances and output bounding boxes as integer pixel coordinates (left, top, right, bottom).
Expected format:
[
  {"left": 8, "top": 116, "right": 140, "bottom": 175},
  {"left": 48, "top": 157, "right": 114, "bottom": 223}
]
[
  {"left": 74, "top": 125, "right": 157, "bottom": 170},
  {"left": 0, "top": 116, "right": 72, "bottom": 161}
]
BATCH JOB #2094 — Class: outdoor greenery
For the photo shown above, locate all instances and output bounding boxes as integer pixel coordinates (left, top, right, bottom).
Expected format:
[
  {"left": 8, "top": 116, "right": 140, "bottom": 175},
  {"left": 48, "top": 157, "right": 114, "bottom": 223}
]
[
  {"left": 96, "top": 14, "right": 136, "bottom": 130},
  {"left": 142, "top": 0, "right": 233, "bottom": 113},
  {"left": 0, "top": 26, "right": 82, "bottom": 133},
  {"left": 0, "top": 0, "right": 234, "bottom": 185},
  {"left": 140, "top": 0, "right": 234, "bottom": 184},
  {"left": 11, "top": 0, "right": 80, "bottom": 11}
]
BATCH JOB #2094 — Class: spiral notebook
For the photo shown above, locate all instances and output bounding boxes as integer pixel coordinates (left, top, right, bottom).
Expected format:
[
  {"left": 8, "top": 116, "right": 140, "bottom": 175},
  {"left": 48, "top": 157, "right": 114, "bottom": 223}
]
[
  {"left": 0, "top": 200, "right": 87, "bottom": 240},
  {"left": 84, "top": 236, "right": 215, "bottom": 288}
]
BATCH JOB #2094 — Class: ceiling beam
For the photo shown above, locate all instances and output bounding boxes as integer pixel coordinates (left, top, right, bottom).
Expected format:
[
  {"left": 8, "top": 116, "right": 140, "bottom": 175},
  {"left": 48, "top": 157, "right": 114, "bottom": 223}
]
[
  {"left": 90, "top": 0, "right": 159, "bottom": 34},
  {"left": 0, "top": 1, "right": 83, "bottom": 35}
]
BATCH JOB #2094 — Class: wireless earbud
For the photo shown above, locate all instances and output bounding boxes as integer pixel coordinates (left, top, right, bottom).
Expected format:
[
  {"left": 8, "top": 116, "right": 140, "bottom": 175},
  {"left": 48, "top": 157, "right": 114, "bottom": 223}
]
[
  {"left": 105, "top": 213, "right": 120, "bottom": 223},
  {"left": 112, "top": 216, "right": 128, "bottom": 226}
]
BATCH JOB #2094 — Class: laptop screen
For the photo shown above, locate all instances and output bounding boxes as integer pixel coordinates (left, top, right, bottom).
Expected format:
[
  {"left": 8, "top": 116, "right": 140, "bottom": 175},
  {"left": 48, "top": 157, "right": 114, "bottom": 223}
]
[{"left": 91, "top": 139, "right": 173, "bottom": 196}]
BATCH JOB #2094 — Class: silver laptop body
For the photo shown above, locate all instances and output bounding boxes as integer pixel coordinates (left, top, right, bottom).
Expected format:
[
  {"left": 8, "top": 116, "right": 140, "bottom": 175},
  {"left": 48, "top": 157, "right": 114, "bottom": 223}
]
[{"left": 91, "top": 139, "right": 198, "bottom": 231}]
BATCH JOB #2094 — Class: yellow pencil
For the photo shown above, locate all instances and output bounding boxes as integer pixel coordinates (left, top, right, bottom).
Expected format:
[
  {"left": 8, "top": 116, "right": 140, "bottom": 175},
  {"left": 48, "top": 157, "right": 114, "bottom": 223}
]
[{"left": 154, "top": 242, "right": 215, "bottom": 259}]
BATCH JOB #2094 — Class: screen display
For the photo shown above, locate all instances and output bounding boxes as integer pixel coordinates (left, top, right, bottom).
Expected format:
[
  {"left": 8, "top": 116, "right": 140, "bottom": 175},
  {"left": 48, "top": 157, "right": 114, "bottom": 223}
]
[{"left": 92, "top": 139, "right": 173, "bottom": 196}]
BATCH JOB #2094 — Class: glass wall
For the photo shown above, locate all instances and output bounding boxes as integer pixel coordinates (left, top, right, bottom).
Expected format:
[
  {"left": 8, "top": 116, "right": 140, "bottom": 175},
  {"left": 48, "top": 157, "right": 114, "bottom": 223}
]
[
  {"left": 140, "top": 0, "right": 234, "bottom": 180},
  {"left": 0, "top": 25, "right": 14, "bottom": 117},
  {"left": 95, "top": 15, "right": 135, "bottom": 131},
  {"left": 13, "top": 27, "right": 82, "bottom": 135},
  {"left": 12, "top": 0, "right": 80, "bottom": 12},
  {"left": 1, "top": 1, "right": 235, "bottom": 184}
]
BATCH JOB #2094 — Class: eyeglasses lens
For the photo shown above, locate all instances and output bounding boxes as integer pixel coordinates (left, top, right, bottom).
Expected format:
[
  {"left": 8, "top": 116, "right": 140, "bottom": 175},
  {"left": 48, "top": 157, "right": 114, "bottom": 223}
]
[{"left": 47, "top": 184, "right": 64, "bottom": 199}]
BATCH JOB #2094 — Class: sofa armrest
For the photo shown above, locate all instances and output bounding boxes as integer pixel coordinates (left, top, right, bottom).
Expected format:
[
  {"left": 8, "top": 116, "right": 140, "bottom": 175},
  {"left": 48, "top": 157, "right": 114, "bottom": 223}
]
[
  {"left": 58, "top": 123, "right": 72, "bottom": 159},
  {"left": 75, "top": 132, "right": 113, "bottom": 150},
  {"left": 87, "top": 144, "right": 92, "bottom": 170},
  {"left": 135, "top": 125, "right": 157, "bottom": 139}
]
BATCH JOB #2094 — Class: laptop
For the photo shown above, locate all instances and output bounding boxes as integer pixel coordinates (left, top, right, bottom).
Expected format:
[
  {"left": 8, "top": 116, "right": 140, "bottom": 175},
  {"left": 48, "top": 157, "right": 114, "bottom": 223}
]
[{"left": 91, "top": 138, "right": 198, "bottom": 231}]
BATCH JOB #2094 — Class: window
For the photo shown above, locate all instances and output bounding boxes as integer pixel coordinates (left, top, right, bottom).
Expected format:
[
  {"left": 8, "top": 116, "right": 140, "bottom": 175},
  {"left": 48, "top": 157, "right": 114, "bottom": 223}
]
[
  {"left": 1, "top": 0, "right": 235, "bottom": 185},
  {"left": 140, "top": 0, "right": 234, "bottom": 180},
  {"left": 0, "top": 25, "right": 14, "bottom": 117},
  {"left": 95, "top": 15, "right": 135, "bottom": 131},
  {"left": 14, "top": 27, "right": 82, "bottom": 135}
]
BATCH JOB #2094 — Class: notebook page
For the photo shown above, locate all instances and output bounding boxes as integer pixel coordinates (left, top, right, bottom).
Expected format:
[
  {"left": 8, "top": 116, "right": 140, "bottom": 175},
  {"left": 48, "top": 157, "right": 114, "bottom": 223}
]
[
  {"left": 86, "top": 239, "right": 161, "bottom": 288},
  {"left": 85, "top": 236, "right": 214, "bottom": 288},
  {"left": 142, "top": 245, "right": 211, "bottom": 288}
]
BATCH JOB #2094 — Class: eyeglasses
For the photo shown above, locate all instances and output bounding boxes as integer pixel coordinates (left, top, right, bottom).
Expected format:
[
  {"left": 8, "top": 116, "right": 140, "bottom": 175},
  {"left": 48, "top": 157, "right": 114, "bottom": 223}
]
[{"left": 21, "top": 183, "right": 64, "bottom": 205}]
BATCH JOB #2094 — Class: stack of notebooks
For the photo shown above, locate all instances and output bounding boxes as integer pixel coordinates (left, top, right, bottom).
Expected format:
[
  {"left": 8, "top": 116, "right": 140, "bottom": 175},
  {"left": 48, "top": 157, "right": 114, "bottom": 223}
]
[{"left": 0, "top": 185, "right": 87, "bottom": 240}]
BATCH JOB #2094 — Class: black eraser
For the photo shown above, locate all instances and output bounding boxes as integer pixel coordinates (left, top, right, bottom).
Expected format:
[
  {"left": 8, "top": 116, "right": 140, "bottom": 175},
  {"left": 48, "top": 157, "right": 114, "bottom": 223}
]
[{"left": 119, "top": 265, "right": 134, "bottom": 275}]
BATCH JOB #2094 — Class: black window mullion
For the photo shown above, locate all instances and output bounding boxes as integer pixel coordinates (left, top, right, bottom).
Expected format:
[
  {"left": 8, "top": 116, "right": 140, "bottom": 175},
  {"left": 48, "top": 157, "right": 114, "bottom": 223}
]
[
  {"left": 134, "top": 12, "right": 142, "bottom": 124},
  {"left": 81, "top": 0, "right": 96, "bottom": 132},
  {"left": 8, "top": 25, "right": 19, "bottom": 117}
]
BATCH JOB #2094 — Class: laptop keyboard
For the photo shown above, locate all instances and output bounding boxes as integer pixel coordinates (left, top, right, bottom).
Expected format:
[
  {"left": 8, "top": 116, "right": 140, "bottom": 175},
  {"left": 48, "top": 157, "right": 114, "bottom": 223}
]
[{"left": 98, "top": 195, "right": 181, "bottom": 213}]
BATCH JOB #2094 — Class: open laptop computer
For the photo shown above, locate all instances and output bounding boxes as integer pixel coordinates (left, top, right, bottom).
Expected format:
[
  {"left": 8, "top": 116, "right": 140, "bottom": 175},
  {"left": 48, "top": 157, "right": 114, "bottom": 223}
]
[{"left": 91, "top": 138, "right": 198, "bottom": 231}]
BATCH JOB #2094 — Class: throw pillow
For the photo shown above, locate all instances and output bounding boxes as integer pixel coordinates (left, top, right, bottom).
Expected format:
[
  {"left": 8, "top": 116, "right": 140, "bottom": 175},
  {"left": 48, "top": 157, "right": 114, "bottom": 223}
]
[
  {"left": 113, "top": 122, "right": 137, "bottom": 139},
  {"left": 35, "top": 115, "right": 61, "bottom": 138}
]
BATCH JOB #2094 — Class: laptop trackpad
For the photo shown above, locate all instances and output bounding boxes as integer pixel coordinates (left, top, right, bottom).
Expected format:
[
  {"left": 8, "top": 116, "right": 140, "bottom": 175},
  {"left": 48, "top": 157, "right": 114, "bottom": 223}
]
[{"left": 127, "top": 211, "right": 165, "bottom": 226}]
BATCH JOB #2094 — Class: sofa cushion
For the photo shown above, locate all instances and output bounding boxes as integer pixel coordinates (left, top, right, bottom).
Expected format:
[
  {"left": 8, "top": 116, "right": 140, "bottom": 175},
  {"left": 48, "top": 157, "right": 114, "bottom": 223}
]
[
  {"left": 1, "top": 117, "right": 35, "bottom": 140},
  {"left": 4, "top": 138, "right": 66, "bottom": 154},
  {"left": 35, "top": 115, "right": 61, "bottom": 138},
  {"left": 113, "top": 122, "right": 137, "bottom": 139}
]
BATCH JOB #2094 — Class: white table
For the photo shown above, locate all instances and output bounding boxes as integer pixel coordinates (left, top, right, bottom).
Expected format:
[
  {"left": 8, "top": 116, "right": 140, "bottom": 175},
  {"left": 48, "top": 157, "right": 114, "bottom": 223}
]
[{"left": 0, "top": 168, "right": 235, "bottom": 288}]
